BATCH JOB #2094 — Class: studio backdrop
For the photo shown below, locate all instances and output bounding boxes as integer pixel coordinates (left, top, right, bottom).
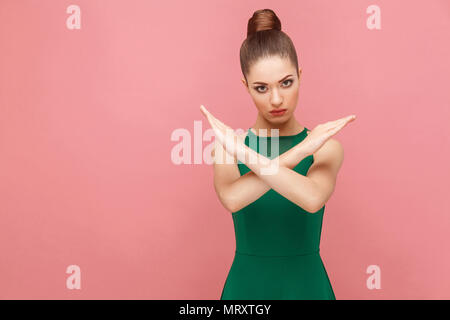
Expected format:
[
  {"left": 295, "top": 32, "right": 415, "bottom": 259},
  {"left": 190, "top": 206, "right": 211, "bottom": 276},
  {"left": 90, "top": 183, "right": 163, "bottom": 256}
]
[{"left": 0, "top": 0, "right": 449, "bottom": 299}]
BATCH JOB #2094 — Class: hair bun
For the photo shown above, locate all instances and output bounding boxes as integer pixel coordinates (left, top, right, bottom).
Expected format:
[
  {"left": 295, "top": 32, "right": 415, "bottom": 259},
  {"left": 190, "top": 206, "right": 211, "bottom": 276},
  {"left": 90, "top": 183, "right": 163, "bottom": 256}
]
[{"left": 247, "top": 9, "right": 281, "bottom": 38}]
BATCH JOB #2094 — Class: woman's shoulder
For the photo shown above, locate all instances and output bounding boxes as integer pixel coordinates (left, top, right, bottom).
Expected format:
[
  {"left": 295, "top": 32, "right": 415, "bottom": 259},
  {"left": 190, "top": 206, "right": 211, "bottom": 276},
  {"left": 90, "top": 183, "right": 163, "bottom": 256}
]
[{"left": 313, "top": 138, "right": 344, "bottom": 166}]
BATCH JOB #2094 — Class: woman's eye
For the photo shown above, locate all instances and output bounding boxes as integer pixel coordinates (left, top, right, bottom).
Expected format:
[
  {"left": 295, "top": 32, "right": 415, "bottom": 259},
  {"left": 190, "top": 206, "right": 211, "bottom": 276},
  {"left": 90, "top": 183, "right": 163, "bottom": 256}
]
[
  {"left": 256, "top": 86, "right": 267, "bottom": 93},
  {"left": 255, "top": 79, "right": 293, "bottom": 93}
]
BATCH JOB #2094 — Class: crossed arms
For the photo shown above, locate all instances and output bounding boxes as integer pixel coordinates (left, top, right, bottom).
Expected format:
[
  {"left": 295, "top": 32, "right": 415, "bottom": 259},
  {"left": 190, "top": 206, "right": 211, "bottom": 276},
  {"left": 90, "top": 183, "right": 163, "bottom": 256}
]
[{"left": 212, "top": 134, "right": 344, "bottom": 213}]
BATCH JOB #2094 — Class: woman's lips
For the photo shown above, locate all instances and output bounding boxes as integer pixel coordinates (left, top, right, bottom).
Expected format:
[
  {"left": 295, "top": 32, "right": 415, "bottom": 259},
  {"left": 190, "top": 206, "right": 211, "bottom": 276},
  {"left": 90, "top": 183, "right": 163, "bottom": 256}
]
[{"left": 270, "top": 109, "right": 287, "bottom": 116}]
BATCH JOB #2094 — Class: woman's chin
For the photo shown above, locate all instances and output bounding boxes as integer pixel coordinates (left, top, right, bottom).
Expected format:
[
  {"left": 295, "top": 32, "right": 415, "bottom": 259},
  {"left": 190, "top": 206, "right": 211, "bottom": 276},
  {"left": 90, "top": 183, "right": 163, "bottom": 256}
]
[{"left": 267, "top": 113, "right": 290, "bottom": 123}]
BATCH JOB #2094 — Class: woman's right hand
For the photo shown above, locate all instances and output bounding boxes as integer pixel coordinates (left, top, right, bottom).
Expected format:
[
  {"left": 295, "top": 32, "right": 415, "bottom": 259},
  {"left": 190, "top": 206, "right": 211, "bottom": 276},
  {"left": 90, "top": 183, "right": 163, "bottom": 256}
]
[{"left": 299, "top": 114, "right": 357, "bottom": 156}]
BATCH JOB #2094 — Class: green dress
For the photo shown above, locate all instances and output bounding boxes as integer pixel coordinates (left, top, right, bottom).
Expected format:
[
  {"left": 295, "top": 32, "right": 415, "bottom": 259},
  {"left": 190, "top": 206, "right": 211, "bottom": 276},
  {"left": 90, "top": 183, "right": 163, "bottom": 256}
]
[{"left": 220, "top": 127, "right": 336, "bottom": 300}]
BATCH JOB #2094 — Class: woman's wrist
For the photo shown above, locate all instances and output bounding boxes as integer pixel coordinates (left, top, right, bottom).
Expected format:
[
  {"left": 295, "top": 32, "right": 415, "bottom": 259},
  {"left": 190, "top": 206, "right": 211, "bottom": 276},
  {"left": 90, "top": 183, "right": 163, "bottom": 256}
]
[
  {"left": 237, "top": 143, "right": 271, "bottom": 168},
  {"left": 235, "top": 139, "right": 309, "bottom": 171},
  {"left": 278, "top": 143, "right": 310, "bottom": 169}
]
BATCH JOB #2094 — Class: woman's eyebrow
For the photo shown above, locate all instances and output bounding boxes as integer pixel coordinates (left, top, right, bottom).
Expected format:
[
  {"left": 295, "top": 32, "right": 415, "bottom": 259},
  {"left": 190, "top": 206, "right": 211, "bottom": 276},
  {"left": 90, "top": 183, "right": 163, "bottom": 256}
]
[{"left": 252, "top": 74, "right": 293, "bottom": 85}]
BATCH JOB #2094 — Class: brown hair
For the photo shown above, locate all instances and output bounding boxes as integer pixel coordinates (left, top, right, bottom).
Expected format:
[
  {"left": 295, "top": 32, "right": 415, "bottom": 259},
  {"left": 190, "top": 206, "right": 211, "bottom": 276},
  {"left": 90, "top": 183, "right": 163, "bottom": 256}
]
[{"left": 240, "top": 9, "right": 299, "bottom": 83}]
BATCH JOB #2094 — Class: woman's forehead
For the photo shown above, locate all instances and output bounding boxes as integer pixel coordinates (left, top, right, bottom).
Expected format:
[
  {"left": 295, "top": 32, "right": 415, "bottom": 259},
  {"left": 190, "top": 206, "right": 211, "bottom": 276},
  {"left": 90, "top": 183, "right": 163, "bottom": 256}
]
[{"left": 248, "top": 57, "right": 297, "bottom": 83}]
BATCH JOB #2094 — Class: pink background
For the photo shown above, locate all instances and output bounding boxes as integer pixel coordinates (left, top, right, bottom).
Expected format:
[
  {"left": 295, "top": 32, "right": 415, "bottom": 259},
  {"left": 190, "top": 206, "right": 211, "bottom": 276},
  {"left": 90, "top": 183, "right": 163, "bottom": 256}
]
[{"left": 1, "top": 0, "right": 449, "bottom": 299}]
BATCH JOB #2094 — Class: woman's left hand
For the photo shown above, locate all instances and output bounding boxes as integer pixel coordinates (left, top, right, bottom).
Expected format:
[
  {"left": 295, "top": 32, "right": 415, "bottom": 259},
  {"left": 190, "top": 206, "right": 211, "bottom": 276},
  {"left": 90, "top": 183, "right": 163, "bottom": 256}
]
[{"left": 200, "top": 104, "right": 245, "bottom": 159}]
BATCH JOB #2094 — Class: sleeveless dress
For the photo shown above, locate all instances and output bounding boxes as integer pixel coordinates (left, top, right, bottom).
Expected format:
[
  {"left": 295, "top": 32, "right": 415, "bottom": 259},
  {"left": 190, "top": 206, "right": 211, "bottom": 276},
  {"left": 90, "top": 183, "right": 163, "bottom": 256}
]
[{"left": 220, "top": 127, "right": 336, "bottom": 300}]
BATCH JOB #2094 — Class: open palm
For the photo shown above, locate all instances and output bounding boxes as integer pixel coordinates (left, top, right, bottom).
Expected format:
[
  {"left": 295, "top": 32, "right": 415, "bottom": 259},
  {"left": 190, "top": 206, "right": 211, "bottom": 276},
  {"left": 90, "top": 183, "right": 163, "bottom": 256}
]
[
  {"left": 200, "top": 104, "right": 245, "bottom": 158},
  {"left": 301, "top": 114, "right": 356, "bottom": 156}
]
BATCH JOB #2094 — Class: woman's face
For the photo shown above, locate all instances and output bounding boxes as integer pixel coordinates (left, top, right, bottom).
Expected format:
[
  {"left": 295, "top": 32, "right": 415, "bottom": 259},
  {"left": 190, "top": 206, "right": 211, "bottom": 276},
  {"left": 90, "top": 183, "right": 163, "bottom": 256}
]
[{"left": 242, "top": 55, "right": 301, "bottom": 123}]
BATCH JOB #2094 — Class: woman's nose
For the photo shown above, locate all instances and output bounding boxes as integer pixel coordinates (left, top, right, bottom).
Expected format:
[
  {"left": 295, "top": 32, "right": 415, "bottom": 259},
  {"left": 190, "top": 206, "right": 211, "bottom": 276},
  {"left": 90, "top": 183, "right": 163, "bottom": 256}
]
[{"left": 270, "top": 89, "right": 283, "bottom": 105}]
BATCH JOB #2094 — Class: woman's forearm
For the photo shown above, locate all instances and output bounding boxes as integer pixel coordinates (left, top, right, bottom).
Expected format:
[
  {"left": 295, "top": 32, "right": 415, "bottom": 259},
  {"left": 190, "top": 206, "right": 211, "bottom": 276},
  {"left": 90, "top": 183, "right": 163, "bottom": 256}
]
[
  {"left": 225, "top": 143, "right": 314, "bottom": 213},
  {"left": 237, "top": 144, "right": 320, "bottom": 213},
  {"left": 278, "top": 143, "right": 311, "bottom": 169}
]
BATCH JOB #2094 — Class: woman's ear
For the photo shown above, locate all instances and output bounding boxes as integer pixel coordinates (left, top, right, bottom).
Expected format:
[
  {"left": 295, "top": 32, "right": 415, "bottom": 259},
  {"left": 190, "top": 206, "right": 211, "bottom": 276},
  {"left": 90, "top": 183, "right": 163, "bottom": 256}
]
[{"left": 241, "top": 78, "right": 249, "bottom": 93}]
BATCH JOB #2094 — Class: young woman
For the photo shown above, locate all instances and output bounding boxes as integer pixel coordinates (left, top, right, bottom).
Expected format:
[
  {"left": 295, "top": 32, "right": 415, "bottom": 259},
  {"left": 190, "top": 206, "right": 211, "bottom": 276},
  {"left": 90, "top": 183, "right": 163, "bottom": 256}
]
[{"left": 200, "top": 9, "right": 356, "bottom": 300}]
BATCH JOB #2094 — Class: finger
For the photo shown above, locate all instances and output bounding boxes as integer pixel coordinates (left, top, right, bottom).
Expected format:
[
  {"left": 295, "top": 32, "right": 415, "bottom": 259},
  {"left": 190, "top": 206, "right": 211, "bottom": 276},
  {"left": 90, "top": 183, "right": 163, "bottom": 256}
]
[
  {"left": 209, "top": 116, "right": 227, "bottom": 138},
  {"left": 201, "top": 106, "right": 220, "bottom": 130},
  {"left": 200, "top": 105, "right": 212, "bottom": 121},
  {"left": 329, "top": 118, "right": 351, "bottom": 135},
  {"left": 327, "top": 115, "right": 355, "bottom": 131},
  {"left": 216, "top": 119, "right": 232, "bottom": 135},
  {"left": 321, "top": 119, "right": 341, "bottom": 130},
  {"left": 201, "top": 106, "right": 222, "bottom": 129},
  {"left": 331, "top": 116, "right": 350, "bottom": 126},
  {"left": 205, "top": 114, "right": 220, "bottom": 134},
  {"left": 336, "top": 115, "right": 356, "bottom": 129},
  {"left": 209, "top": 115, "right": 225, "bottom": 133},
  {"left": 200, "top": 104, "right": 210, "bottom": 118},
  {"left": 203, "top": 112, "right": 215, "bottom": 128},
  {"left": 341, "top": 114, "right": 356, "bottom": 124},
  {"left": 341, "top": 115, "right": 356, "bottom": 124},
  {"left": 210, "top": 115, "right": 231, "bottom": 134},
  {"left": 200, "top": 105, "right": 206, "bottom": 116},
  {"left": 201, "top": 105, "right": 218, "bottom": 124}
]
